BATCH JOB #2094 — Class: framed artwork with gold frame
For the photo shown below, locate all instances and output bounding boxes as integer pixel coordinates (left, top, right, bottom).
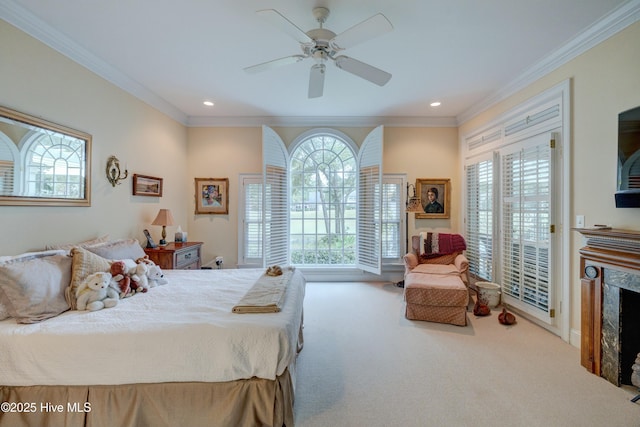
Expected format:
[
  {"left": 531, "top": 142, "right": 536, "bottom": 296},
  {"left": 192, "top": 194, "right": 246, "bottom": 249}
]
[
  {"left": 415, "top": 178, "right": 450, "bottom": 219},
  {"left": 195, "top": 177, "right": 229, "bottom": 214}
]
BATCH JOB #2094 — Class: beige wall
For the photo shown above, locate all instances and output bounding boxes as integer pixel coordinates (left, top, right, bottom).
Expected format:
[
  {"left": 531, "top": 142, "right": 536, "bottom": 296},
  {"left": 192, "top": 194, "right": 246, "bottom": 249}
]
[
  {"left": 0, "top": 20, "right": 188, "bottom": 255},
  {"left": 458, "top": 21, "right": 640, "bottom": 342}
]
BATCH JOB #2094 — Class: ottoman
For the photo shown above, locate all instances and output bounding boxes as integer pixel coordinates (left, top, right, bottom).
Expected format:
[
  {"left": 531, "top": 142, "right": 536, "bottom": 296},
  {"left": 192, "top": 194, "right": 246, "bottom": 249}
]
[{"left": 404, "top": 272, "right": 469, "bottom": 326}]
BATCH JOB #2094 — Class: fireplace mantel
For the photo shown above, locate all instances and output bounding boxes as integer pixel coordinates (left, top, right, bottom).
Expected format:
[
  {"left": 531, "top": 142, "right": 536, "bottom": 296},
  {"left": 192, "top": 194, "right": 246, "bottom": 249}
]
[{"left": 576, "top": 228, "right": 640, "bottom": 386}]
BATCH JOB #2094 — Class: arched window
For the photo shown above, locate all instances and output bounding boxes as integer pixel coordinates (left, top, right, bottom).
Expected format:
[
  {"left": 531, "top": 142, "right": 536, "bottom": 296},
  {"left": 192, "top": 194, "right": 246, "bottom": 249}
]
[
  {"left": 22, "top": 131, "right": 85, "bottom": 198},
  {"left": 290, "top": 130, "right": 357, "bottom": 265}
]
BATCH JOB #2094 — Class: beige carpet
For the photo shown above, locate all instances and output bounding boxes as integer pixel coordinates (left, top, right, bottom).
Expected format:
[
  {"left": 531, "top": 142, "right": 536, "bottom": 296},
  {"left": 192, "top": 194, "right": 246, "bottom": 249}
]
[{"left": 294, "top": 282, "right": 640, "bottom": 427}]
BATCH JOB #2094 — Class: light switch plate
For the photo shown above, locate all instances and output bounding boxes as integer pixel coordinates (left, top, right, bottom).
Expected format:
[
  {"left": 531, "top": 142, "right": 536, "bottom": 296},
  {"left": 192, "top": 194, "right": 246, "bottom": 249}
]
[{"left": 576, "top": 215, "right": 585, "bottom": 228}]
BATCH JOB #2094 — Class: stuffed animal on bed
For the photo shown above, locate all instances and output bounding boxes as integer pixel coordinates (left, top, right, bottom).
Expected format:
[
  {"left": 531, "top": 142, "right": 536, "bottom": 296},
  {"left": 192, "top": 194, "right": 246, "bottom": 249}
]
[
  {"left": 76, "top": 271, "right": 119, "bottom": 311},
  {"left": 128, "top": 262, "right": 150, "bottom": 293},
  {"left": 146, "top": 264, "right": 168, "bottom": 287},
  {"left": 110, "top": 260, "right": 132, "bottom": 298}
]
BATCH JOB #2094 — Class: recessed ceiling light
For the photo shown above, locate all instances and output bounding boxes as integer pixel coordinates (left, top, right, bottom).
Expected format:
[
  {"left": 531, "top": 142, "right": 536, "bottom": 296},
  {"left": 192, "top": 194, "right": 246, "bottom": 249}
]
[
  {"left": 203, "top": 100, "right": 214, "bottom": 107},
  {"left": 430, "top": 101, "right": 441, "bottom": 107}
]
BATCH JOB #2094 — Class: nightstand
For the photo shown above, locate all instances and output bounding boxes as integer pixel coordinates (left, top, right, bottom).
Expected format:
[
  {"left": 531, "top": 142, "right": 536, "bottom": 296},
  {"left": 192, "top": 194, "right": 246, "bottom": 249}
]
[{"left": 143, "top": 242, "right": 203, "bottom": 270}]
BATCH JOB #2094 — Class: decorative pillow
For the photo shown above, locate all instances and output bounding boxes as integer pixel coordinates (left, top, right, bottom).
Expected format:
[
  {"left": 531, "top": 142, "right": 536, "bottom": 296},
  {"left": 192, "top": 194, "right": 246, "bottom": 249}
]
[
  {"left": 85, "top": 239, "right": 146, "bottom": 261},
  {"left": 0, "top": 251, "right": 72, "bottom": 323},
  {"left": 45, "top": 234, "right": 110, "bottom": 251},
  {"left": 67, "top": 247, "right": 112, "bottom": 309},
  {"left": 412, "top": 263, "right": 461, "bottom": 276}
]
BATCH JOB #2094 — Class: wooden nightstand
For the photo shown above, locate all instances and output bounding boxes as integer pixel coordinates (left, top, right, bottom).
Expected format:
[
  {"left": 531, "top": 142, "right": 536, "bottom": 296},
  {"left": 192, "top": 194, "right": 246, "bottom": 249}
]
[{"left": 143, "top": 242, "right": 203, "bottom": 270}]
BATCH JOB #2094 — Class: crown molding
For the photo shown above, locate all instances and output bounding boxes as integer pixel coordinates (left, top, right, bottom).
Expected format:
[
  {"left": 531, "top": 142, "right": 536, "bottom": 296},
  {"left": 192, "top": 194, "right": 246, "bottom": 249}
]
[
  {"left": 457, "top": 0, "right": 640, "bottom": 125},
  {"left": 0, "top": 0, "right": 188, "bottom": 125},
  {"left": 187, "top": 115, "right": 457, "bottom": 128}
]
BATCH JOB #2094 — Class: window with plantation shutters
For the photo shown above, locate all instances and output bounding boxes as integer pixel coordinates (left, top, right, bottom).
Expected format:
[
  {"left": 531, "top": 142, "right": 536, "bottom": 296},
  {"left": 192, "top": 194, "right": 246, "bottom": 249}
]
[
  {"left": 262, "top": 126, "right": 289, "bottom": 267},
  {"left": 463, "top": 82, "right": 569, "bottom": 336},
  {"left": 239, "top": 175, "right": 262, "bottom": 266},
  {"left": 500, "top": 134, "right": 553, "bottom": 321},
  {"left": 465, "top": 155, "right": 494, "bottom": 281},
  {"left": 382, "top": 176, "right": 402, "bottom": 261},
  {"left": 357, "top": 126, "right": 383, "bottom": 275}
]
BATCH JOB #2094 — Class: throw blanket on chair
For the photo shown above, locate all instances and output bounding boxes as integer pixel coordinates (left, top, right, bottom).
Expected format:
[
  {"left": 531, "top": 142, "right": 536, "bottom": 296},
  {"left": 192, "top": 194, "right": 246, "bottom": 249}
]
[
  {"left": 232, "top": 267, "right": 295, "bottom": 313},
  {"left": 419, "top": 232, "right": 466, "bottom": 258}
]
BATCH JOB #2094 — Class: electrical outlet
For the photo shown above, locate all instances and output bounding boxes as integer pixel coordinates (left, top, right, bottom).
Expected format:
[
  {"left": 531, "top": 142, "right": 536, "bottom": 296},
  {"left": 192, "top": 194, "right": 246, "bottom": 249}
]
[{"left": 576, "top": 215, "right": 585, "bottom": 228}]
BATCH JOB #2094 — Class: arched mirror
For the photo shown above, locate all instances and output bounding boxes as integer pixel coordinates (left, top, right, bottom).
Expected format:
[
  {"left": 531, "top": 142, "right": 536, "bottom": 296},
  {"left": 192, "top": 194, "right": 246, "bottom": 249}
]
[{"left": 0, "top": 106, "right": 91, "bottom": 206}]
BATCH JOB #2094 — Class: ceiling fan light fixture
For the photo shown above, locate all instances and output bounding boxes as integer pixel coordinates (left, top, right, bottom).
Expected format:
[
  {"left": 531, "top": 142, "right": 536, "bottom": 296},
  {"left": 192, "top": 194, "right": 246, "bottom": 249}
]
[{"left": 248, "top": 8, "right": 393, "bottom": 97}]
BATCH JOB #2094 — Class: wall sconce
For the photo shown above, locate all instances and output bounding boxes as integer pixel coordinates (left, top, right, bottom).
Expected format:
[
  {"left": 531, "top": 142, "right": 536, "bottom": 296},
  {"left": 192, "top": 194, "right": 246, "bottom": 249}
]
[{"left": 106, "top": 155, "right": 128, "bottom": 187}]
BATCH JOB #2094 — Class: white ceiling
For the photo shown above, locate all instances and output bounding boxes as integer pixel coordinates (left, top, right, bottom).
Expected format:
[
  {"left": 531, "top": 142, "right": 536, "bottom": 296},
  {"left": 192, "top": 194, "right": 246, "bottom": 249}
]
[{"left": 2, "top": 0, "right": 638, "bottom": 126}]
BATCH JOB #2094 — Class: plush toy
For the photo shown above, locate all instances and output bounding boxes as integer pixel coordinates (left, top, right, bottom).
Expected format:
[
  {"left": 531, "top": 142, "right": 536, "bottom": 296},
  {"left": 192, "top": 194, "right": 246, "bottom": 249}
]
[
  {"left": 129, "top": 262, "right": 150, "bottom": 293},
  {"left": 266, "top": 265, "right": 283, "bottom": 276},
  {"left": 110, "top": 260, "right": 132, "bottom": 298},
  {"left": 76, "top": 271, "right": 119, "bottom": 311},
  {"left": 146, "top": 264, "right": 168, "bottom": 287}
]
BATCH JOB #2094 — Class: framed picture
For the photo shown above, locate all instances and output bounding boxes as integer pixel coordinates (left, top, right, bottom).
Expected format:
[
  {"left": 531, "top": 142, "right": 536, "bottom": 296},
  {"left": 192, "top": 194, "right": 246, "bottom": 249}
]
[
  {"left": 195, "top": 177, "right": 229, "bottom": 214},
  {"left": 132, "top": 174, "right": 163, "bottom": 197},
  {"left": 415, "top": 178, "right": 450, "bottom": 219}
]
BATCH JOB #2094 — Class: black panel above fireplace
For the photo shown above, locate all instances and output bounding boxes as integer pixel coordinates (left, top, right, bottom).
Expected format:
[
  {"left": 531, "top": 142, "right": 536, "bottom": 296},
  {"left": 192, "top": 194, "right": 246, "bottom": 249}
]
[
  {"left": 615, "top": 189, "right": 640, "bottom": 207},
  {"left": 616, "top": 105, "right": 640, "bottom": 208}
]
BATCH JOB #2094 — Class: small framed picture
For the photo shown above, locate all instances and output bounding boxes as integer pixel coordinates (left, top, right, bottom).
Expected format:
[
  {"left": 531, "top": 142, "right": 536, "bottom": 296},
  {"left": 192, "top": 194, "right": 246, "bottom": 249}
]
[
  {"left": 415, "top": 178, "right": 450, "bottom": 219},
  {"left": 132, "top": 174, "right": 163, "bottom": 197},
  {"left": 195, "top": 177, "right": 229, "bottom": 215}
]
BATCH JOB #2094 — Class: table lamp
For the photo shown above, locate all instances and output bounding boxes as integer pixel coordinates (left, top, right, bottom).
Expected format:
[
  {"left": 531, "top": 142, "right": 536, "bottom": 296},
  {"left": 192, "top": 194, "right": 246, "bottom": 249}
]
[{"left": 151, "top": 209, "right": 175, "bottom": 246}]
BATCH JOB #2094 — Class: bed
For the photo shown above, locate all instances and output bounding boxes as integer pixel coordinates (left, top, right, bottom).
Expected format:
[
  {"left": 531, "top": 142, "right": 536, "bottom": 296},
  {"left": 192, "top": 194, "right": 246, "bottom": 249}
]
[{"left": 0, "top": 241, "right": 306, "bottom": 427}]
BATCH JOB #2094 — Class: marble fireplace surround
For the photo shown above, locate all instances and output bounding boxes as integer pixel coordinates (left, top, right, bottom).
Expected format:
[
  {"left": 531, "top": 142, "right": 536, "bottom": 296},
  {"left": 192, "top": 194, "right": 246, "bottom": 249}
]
[{"left": 577, "top": 228, "right": 640, "bottom": 387}]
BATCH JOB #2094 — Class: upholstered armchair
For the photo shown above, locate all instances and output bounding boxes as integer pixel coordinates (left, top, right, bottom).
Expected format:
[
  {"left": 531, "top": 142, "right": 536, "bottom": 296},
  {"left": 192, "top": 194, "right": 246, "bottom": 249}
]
[
  {"left": 402, "top": 232, "right": 471, "bottom": 325},
  {"left": 403, "top": 233, "right": 469, "bottom": 285}
]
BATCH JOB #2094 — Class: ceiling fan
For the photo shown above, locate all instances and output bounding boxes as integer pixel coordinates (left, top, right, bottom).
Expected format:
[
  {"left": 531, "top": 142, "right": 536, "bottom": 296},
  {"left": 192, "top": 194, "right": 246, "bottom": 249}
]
[{"left": 244, "top": 7, "right": 393, "bottom": 98}]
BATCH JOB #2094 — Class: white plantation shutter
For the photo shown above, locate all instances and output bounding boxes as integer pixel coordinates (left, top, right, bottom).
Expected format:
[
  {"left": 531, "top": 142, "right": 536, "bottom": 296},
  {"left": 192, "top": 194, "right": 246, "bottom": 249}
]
[
  {"left": 357, "top": 126, "right": 383, "bottom": 274},
  {"left": 240, "top": 175, "right": 263, "bottom": 265},
  {"left": 0, "top": 160, "right": 15, "bottom": 195},
  {"left": 500, "top": 134, "right": 553, "bottom": 321},
  {"left": 465, "top": 154, "right": 494, "bottom": 281},
  {"left": 382, "top": 176, "right": 402, "bottom": 260},
  {"left": 262, "top": 126, "right": 289, "bottom": 267}
]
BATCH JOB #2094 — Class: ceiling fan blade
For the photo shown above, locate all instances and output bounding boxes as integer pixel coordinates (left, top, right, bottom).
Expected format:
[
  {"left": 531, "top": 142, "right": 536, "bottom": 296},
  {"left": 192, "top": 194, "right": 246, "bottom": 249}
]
[
  {"left": 308, "top": 63, "right": 326, "bottom": 98},
  {"left": 256, "top": 9, "right": 313, "bottom": 45},
  {"left": 334, "top": 56, "right": 391, "bottom": 86},
  {"left": 330, "top": 13, "right": 393, "bottom": 50},
  {"left": 244, "top": 55, "right": 306, "bottom": 74}
]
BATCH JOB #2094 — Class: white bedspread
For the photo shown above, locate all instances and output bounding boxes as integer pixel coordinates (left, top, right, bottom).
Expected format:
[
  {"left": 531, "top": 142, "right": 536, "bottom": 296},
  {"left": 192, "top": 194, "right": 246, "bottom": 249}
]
[{"left": 0, "top": 268, "right": 305, "bottom": 386}]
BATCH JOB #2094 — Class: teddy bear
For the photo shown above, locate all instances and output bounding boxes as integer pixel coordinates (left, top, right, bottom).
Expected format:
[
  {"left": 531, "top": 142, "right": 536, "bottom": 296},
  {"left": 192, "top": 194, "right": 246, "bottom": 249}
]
[
  {"left": 146, "top": 264, "right": 168, "bottom": 287},
  {"left": 110, "top": 260, "right": 132, "bottom": 298},
  {"left": 129, "top": 262, "right": 150, "bottom": 293},
  {"left": 76, "top": 271, "right": 119, "bottom": 311}
]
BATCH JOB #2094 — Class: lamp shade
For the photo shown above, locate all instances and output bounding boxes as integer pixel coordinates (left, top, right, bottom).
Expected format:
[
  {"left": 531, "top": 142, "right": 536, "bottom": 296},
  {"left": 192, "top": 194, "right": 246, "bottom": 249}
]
[
  {"left": 151, "top": 209, "right": 175, "bottom": 226},
  {"left": 406, "top": 196, "right": 423, "bottom": 213}
]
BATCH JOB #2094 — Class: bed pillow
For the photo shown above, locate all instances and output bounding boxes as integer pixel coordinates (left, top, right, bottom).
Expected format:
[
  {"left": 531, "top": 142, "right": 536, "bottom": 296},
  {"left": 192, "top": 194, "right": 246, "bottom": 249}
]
[
  {"left": 67, "top": 247, "right": 112, "bottom": 309},
  {"left": 0, "top": 250, "right": 72, "bottom": 323},
  {"left": 85, "top": 238, "right": 146, "bottom": 261},
  {"left": 45, "top": 234, "right": 110, "bottom": 251}
]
